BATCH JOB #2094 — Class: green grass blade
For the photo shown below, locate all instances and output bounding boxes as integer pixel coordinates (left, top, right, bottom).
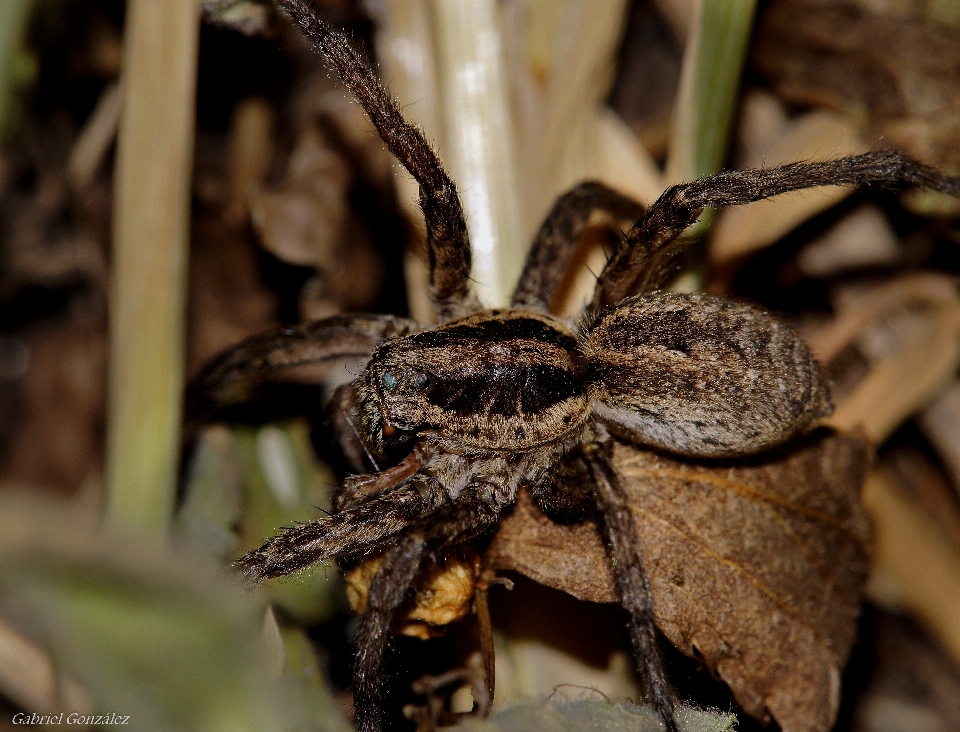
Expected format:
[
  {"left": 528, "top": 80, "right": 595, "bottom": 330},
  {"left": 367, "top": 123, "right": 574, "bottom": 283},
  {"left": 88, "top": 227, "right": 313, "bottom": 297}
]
[{"left": 667, "top": 0, "right": 759, "bottom": 184}]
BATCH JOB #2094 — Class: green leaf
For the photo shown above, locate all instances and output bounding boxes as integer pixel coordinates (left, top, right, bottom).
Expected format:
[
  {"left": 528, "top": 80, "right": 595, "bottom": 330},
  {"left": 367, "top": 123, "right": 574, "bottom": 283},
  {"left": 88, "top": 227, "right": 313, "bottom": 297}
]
[{"left": 668, "top": 0, "right": 759, "bottom": 183}]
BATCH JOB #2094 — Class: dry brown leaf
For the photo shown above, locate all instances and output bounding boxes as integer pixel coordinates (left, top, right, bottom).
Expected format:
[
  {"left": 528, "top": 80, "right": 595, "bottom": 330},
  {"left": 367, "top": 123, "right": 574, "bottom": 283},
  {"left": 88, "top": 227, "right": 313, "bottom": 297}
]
[
  {"left": 803, "top": 273, "right": 959, "bottom": 365},
  {"left": 249, "top": 128, "right": 350, "bottom": 270},
  {"left": 882, "top": 443, "right": 960, "bottom": 557},
  {"left": 0, "top": 325, "right": 107, "bottom": 494},
  {"left": 486, "top": 431, "right": 870, "bottom": 732},
  {"left": 825, "top": 302, "right": 960, "bottom": 444},
  {"left": 802, "top": 273, "right": 960, "bottom": 444},
  {"left": 795, "top": 204, "right": 900, "bottom": 278},
  {"left": 851, "top": 612, "right": 960, "bottom": 732}
]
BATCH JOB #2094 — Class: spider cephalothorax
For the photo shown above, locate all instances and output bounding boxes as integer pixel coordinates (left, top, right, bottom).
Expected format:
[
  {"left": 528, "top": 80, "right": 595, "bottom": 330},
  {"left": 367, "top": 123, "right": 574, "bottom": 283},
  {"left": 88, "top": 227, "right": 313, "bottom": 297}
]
[{"left": 187, "top": 2, "right": 960, "bottom": 731}]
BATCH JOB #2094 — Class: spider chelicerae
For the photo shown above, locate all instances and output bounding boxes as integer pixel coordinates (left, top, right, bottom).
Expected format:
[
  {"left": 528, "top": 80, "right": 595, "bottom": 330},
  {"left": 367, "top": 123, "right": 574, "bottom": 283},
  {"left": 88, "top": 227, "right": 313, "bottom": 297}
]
[{"left": 188, "top": 2, "right": 960, "bottom": 731}]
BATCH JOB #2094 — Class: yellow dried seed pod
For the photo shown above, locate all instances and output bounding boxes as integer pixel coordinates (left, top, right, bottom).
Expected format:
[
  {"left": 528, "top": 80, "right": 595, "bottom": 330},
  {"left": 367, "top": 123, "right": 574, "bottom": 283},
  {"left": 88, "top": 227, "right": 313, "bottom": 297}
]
[{"left": 344, "top": 547, "right": 481, "bottom": 639}]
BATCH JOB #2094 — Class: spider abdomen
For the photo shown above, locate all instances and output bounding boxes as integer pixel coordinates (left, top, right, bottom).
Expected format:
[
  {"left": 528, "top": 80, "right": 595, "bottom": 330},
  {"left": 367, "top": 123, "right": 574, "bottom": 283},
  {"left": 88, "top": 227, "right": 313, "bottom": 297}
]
[
  {"left": 367, "top": 310, "right": 589, "bottom": 450},
  {"left": 579, "top": 292, "right": 832, "bottom": 457}
]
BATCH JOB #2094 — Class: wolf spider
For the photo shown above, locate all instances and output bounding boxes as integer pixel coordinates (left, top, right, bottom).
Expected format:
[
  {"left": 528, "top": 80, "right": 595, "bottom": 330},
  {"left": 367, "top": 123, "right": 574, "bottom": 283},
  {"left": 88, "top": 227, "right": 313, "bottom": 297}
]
[{"left": 188, "top": 1, "right": 960, "bottom": 730}]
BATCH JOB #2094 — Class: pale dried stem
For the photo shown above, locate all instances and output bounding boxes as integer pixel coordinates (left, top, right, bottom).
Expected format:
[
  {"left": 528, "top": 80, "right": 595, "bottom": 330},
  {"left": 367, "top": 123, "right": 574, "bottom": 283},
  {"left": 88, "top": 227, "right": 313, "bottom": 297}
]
[
  {"left": 373, "top": 0, "right": 439, "bottom": 323},
  {"left": 67, "top": 81, "right": 124, "bottom": 191},
  {"left": 864, "top": 470, "right": 960, "bottom": 665},
  {"left": 917, "top": 381, "right": 960, "bottom": 499},
  {"left": 429, "top": 0, "right": 525, "bottom": 308},
  {"left": 104, "top": 0, "right": 201, "bottom": 536}
]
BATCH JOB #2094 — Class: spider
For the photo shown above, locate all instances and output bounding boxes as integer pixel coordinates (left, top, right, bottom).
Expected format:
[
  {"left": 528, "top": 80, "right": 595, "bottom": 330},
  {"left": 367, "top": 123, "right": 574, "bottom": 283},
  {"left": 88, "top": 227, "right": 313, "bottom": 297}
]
[{"left": 188, "top": 2, "right": 960, "bottom": 731}]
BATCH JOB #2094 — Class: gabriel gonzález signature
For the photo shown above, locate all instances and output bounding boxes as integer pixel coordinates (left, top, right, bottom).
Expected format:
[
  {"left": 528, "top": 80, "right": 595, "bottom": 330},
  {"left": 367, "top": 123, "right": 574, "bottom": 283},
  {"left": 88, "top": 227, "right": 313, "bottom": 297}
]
[{"left": 12, "top": 712, "right": 130, "bottom": 725}]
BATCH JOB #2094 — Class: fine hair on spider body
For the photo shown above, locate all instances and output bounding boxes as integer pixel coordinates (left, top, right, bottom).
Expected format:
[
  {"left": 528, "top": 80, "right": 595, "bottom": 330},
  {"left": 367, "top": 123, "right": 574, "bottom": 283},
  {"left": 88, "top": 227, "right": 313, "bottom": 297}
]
[{"left": 186, "top": 2, "right": 960, "bottom": 731}]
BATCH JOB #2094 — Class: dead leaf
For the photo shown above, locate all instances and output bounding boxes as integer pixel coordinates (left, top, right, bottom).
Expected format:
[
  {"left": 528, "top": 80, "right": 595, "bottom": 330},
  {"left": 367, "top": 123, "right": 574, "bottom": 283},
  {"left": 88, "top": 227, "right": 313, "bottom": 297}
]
[
  {"left": 795, "top": 204, "right": 900, "bottom": 278},
  {"left": 802, "top": 273, "right": 960, "bottom": 444},
  {"left": 249, "top": 128, "right": 350, "bottom": 270},
  {"left": 851, "top": 612, "right": 960, "bottom": 732},
  {"left": 863, "top": 468, "right": 960, "bottom": 666},
  {"left": 486, "top": 431, "right": 870, "bottom": 732}
]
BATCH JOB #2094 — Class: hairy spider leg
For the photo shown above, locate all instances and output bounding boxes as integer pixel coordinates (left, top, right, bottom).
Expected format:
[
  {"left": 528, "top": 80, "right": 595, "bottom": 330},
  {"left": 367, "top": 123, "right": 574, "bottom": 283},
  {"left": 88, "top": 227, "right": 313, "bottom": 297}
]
[
  {"left": 584, "top": 443, "right": 678, "bottom": 732},
  {"left": 594, "top": 149, "right": 960, "bottom": 308},
  {"left": 186, "top": 313, "right": 417, "bottom": 424},
  {"left": 274, "top": 0, "right": 476, "bottom": 320},
  {"left": 355, "top": 534, "right": 426, "bottom": 732},
  {"left": 234, "top": 483, "right": 431, "bottom": 582},
  {"left": 352, "top": 490, "right": 502, "bottom": 732},
  {"left": 512, "top": 181, "right": 645, "bottom": 312}
]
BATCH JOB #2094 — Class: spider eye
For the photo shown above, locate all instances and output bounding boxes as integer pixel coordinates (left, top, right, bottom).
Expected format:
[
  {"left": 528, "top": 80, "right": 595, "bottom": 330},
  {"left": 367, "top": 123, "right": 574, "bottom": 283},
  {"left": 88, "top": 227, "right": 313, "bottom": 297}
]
[
  {"left": 411, "top": 372, "right": 430, "bottom": 390},
  {"left": 381, "top": 371, "right": 398, "bottom": 390}
]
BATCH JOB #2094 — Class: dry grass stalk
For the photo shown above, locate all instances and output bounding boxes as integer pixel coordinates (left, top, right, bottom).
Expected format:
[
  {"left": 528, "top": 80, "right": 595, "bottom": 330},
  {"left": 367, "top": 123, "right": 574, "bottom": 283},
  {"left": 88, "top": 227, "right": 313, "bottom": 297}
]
[
  {"left": 430, "top": 0, "right": 525, "bottom": 308},
  {"left": 376, "top": 0, "right": 656, "bottom": 314},
  {"left": 105, "top": 0, "right": 201, "bottom": 535},
  {"left": 67, "top": 81, "right": 125, "bottom": 191},
  {"left": 864, "top": 469, "right": 960, "bottom": 666}
]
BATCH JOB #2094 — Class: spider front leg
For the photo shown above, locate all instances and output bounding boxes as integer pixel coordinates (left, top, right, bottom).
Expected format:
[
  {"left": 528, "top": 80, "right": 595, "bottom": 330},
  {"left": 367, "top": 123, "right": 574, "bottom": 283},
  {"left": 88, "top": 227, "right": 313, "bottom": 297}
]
[
  {"left": 351, "top": 489, "right": 502, "bottom": 732},
  {"left": 335, "top": 442, "right": 431, "bottom": 510},
  {"left": 355, "top": 534, "right": 426, "bottom": 732},
  {"left": 234, "top": 481, "right": 432, "bottom": 582},
  {"left": 512, "top": 182, "right": 645, "bottom": 312},
  {"left": 583, "top": 442, "right": 678, "bottom": 732},
  {"left": 274, "top": 0, "right": 476, "bottom": 320},
  {"left": 593, "top": 149, "right": 960, "bottom": 308}
]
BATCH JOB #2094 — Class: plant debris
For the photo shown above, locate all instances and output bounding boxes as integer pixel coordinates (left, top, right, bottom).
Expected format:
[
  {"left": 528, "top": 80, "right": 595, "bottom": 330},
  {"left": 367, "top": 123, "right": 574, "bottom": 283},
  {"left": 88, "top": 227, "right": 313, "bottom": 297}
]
[
  {"left": 450, "top": 698, "right": 735, "bottom": 732},
  {"left": 752, "top": 0, "right": 960, "bottom": 176},
  {"left": 345, "top": 547, "right": 481, "bottom": 640}
]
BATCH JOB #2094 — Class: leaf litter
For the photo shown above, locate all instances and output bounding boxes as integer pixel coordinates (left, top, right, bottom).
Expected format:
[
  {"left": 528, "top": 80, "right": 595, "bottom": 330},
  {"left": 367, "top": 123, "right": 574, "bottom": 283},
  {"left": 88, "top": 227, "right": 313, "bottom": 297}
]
[{"left": 487, "top": 431, "right": 870, "bottom": 732}]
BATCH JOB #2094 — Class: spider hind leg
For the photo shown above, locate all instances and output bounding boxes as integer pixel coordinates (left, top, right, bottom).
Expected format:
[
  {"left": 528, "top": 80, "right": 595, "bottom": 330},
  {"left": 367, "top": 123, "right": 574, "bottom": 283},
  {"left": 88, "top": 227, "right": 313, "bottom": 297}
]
[
  {"left": 584, "top": 442, "right": 679, "bottom": 732},
  {"left": 512, "top": 181, "right": 645, "bottom": 312},
  {"left": 351, "top": 490, "right": 502, "bottom": 732},
  {"left": 593, "top": 149, "right": 960, "bottom": 308},
  {"left": 274, "top": 0, "right": 476, "bottom": 320},
  {"left": 354, "top": 535, "right": 426, "bottom": 732}
]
